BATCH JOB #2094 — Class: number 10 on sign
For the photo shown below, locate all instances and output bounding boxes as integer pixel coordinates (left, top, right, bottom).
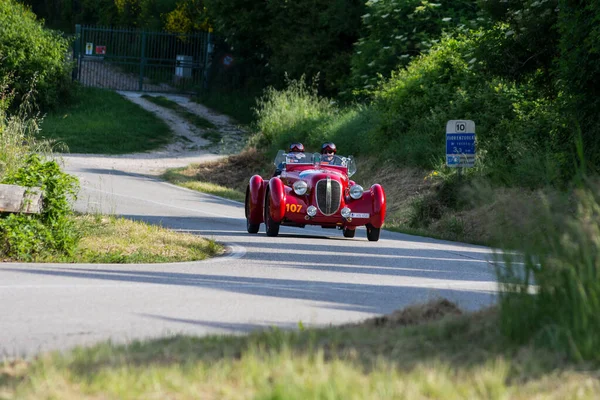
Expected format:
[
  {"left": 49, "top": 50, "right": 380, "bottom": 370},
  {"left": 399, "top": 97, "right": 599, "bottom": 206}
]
[{"left": 446, "top": 120, "right": 476, "bottom": 168}]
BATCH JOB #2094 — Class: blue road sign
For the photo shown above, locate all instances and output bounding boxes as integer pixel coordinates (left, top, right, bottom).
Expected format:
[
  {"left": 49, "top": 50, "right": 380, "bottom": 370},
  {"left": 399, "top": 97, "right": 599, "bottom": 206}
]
[{"left": 446, "top": 120, "right": 476, "bottom": 168}]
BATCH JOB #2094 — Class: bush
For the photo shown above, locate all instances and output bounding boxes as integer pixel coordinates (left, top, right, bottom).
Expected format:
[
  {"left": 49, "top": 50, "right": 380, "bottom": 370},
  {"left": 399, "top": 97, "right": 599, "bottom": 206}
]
[
  {"left": 372, "top": 32, "right": 567, "bottom": 186},
  {"left": 252, "top": 77, "right": 337, "bottom": 153},
  {"left": 0, "top": 0, "right": 74, "bottom": 110},
  {"left": 1, "top": 154, "right": 79, "bottom": 260},
  {"left": 347, "top": 0, "right": 483, "bottom": 97},
  {"left": 556, "top": 0, "right": 600, "bottom": 171}
]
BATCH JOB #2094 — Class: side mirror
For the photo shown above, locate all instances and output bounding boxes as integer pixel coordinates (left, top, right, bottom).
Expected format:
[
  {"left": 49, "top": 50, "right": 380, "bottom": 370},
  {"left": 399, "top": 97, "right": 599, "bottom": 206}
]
[{"left": 347, "top": 155, "right": 357, "bottom": 177}]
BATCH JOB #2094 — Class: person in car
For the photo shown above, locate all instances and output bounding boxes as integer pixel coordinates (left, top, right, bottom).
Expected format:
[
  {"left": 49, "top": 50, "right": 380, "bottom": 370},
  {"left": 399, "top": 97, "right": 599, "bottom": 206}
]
[
  {"left": 287, "top": 142, "right": 306, "bottom": 163},
  {"left": 320, "top": 142, "right": 337, "bottom": 164},
  {"left": 274, "top": 142, "right": 306, "bottom": 176}
]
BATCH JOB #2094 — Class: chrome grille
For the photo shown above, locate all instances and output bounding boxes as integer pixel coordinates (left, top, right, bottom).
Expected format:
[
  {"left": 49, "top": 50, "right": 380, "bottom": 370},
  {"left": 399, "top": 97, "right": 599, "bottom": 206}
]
[{"left": 315, "top": 177, "right": 341, "bottom": 216}]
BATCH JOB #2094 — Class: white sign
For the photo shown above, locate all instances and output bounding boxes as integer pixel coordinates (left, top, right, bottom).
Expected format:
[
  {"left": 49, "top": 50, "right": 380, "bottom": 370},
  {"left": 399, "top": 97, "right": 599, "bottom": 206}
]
[
  {"left": 446, "top": 120, "right": 476, "bottom": 168},
  {"left": 85, "top": 42, "right": 93, "bottom": 55}
]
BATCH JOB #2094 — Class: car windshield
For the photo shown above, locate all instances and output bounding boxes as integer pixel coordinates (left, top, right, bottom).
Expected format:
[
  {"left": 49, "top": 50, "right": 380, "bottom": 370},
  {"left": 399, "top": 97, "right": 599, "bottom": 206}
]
[{"left": 273, "top": 150, "right": 357, "bottom": 177}]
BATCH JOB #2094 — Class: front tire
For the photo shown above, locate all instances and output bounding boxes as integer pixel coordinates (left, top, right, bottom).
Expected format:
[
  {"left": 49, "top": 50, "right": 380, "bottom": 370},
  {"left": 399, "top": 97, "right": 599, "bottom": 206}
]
[
  {"left": 342, "top": 227, "right": 356, "bottom": 238},
  {"left": 366, "top": 224, "right": 380, "bottom": 242},
  {"left": 264, "top": 192, "right": 280, "bottom": 237},
  {"left": 245, "top": 188, "right": 260, "bottom": 234}
]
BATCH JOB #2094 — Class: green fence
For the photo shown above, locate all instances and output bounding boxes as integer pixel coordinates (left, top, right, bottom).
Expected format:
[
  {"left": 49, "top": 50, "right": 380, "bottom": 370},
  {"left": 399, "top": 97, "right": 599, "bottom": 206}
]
[{"left": 74, "top": 25, "right": 211, "bottom": 93}]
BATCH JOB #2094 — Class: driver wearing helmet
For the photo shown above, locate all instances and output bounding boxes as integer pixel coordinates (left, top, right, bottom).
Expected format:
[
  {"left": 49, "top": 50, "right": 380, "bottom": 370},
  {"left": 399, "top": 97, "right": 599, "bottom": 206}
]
[{"left": 320, "top": 142, "right": 337, "bottom": 164}]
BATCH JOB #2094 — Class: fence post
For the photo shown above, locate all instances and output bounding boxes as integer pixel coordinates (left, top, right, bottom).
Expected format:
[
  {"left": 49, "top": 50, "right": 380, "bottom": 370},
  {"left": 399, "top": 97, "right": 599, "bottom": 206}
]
[
  {"left": 202, "top": 31, "right": 212, "bottom": 90},
  {"left": 73, "top": 24, "right": 82, "bottom": 81},
  {"left": 139, "top": 31, "right": 147, "bottom": 91}
]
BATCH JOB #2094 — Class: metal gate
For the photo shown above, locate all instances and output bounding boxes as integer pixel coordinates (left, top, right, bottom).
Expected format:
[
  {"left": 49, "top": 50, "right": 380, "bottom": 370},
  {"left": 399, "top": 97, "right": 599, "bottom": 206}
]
[{"left": 73, "top": 25, "right": 211, "bottom": 93}]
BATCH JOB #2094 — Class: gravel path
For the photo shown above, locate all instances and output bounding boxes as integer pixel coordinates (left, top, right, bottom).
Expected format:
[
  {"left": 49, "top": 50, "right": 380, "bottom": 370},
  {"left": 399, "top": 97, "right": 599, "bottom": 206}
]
[{"left": 59, "top": 91, "right": 249, "bottom": 176}]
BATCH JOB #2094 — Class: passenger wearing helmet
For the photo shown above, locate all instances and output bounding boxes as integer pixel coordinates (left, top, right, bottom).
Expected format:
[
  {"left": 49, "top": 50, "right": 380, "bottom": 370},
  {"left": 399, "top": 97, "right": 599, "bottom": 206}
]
[
  {"left": 287, "top": 142, "right": 306, "bottom": 163},
  {"left": 289, "top": 143, "right": 305, "bottom": 153},
  {"left": 320, "top": 142, "right": 337, "bottom": 164},
  {"left": 274, "top": 142, "right": 306, "bottom": 176}
]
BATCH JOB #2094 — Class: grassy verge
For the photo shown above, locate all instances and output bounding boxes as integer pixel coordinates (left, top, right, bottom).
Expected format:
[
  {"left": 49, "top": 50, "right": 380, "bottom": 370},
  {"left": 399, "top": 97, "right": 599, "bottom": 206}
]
[
  {"left": 192, "top": 89, "right": 259, "bottom": 125},
  {"left": 2, "top": 299, "right": 598, "bottom": 399},
  {"left": 162, "top": 149, "right": 270, "bottom": 203},
  {"left": 38, "top": 87, "right": 173, "bottom": 154},
  {"left": 142, "top": 95, "right": 217, "bottom": 130},
  {"left": 0, "top": 214, "right": 223, "bottom": 263}
]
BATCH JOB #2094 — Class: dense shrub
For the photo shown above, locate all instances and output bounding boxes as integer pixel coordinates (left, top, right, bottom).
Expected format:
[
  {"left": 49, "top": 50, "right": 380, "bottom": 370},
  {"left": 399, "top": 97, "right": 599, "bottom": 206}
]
[
  {"left": 556, "top": 0, "right": 600, "bottom": 170},
  {"left": 0, "top": 0, "right": 74, "bottom": 110},
  {"left": 347, "top": 0, "right": 482, "bottom": 97},
  {"left": 0, "top": 154, "right": 79, "bottom": 260},
  {"left": 477, "top": 0, "right": 559, "bottom": 84},
  {"left": 372, "top": 33, "right": 566, "bottom": 186}
]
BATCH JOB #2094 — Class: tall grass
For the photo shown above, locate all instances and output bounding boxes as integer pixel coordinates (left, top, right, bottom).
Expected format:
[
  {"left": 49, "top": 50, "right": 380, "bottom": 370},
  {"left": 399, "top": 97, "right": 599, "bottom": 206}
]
[
  {"left": 253, "top": 77, "right": 336, "bottom": 152},
  {"left": 0, "top": 83, "right": 49, "bottom": 180},
  {"left": 497, "top": 182, "right": 600, "bottom": 361}
]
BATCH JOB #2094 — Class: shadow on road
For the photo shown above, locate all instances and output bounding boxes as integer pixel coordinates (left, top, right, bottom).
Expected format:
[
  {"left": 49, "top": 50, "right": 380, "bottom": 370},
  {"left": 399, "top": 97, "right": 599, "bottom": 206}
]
[{"left": 6, "top": 267, "right": 497, "bottom": 315}]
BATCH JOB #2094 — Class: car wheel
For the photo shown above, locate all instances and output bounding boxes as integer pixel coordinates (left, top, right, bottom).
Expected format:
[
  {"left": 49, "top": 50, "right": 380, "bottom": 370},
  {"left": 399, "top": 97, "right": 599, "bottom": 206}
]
[
  {"left": 264, "top": 191, "right": 280, "bottom": 237},
  {"left": 366, "top": 223, "right": 380, "bottom": 242},
  {"left": 245, "top": 188, "right": 260, "bottom": 234},
  {"left": 342, "top": 227, "right": 355, "bottom": 238}
]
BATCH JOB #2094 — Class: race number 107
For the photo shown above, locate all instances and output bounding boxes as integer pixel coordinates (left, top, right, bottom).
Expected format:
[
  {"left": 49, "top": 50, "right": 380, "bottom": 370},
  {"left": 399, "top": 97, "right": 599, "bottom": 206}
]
[{"left": 286, "top": 204, "right": 303, "bottom": 213}]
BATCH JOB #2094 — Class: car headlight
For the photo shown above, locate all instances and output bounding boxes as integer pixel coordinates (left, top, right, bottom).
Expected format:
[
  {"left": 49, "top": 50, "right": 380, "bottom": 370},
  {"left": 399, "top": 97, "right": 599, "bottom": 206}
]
[
  {"left": 293, "top": 180, "right": 308, "bottom": 195},
  {"left": 307, "top": 205, "right": 317, "bottom": 217},
  {"left": 349, "top": 185, "right": 364, "bottom": 200},
  {"left": 341, "top": 207, "right": 351, "bottom": 218}
]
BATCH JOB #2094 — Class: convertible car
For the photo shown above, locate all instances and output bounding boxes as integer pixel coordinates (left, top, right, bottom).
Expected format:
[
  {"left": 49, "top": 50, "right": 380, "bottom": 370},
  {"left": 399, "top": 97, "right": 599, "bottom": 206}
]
[{"left": 245, "top": 150, "right": 386, "bottom": 241}]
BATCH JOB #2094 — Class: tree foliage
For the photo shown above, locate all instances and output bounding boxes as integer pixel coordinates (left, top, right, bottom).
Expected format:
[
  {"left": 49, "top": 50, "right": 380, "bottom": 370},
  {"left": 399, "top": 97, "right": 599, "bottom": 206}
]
[
  {"left": 348, "top": 0, "right": 482, "bottom": 96},
  {"left": 0, "top": 0, "right": 74, "bottom": 110},
  {"left": 557, "top": 0, "right": 600, "bottom": 166}
]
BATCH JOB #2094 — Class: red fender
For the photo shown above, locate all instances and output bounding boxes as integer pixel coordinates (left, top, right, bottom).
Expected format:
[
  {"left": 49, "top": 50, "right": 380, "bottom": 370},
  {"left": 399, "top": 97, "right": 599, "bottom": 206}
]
[
  {"left": 268, "top": 177, "right": 286, "bottom": 223},
  {"left": 369, "top": 184, "right": 386, "bottom": 229},
  {"left": 246, "top": 175, "right": 265, "bottom": 224}
]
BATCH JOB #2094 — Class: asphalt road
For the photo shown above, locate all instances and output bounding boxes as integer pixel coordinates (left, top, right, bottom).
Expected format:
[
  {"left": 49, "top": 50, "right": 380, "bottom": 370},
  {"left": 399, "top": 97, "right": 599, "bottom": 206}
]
[{"left": 0, "top": 159, "right": 499, "bottom": 358}]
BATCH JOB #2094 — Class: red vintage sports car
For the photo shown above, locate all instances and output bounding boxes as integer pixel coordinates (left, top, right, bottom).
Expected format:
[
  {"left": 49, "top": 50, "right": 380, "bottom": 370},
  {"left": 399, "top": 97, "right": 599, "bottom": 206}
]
[{"left": 245, "top": 150, "right": 386, "bottom": 241}]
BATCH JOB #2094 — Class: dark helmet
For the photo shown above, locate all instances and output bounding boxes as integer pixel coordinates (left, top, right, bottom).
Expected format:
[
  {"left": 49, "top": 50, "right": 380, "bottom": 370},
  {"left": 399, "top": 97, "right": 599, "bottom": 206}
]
[
  {"left": 320, "top": 142, "right": 337, "bottom": 154},
  {"left": 289, "top": 142, "right": 305, "bottom": 153}
]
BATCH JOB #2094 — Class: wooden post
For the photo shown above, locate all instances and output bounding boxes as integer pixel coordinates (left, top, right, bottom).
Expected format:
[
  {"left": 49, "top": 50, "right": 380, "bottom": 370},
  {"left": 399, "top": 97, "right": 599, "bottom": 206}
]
[{"left": 0, "top": 184, "right": 43, "bottom": 214}]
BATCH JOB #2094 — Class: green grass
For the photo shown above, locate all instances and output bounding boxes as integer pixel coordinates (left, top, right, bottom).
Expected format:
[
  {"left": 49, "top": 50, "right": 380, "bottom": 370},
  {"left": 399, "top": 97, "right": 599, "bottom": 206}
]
[
  {"left": 141, "top": 95, "right": 217, "bottom": 130},
  {"left": 0, "top": 214, "right": 223, "bottom": 263},
  {"left": 192, "top": 89, "right": 259, "bottom": 125},
  {"left": 38, "top": 87, "right": 173, "bottom": 154},
  {"left": 162, "top": 167, "right": 245, "bottom": 202},
  {"left": 2, "top": 301, "right": 599, "bottom": 399}
]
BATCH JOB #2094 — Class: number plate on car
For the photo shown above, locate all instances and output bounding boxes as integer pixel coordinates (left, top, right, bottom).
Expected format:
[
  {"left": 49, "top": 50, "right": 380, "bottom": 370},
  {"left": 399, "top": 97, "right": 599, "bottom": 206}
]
[{"left": 350, "top": 213, "right": 369, "bottom": 218}]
